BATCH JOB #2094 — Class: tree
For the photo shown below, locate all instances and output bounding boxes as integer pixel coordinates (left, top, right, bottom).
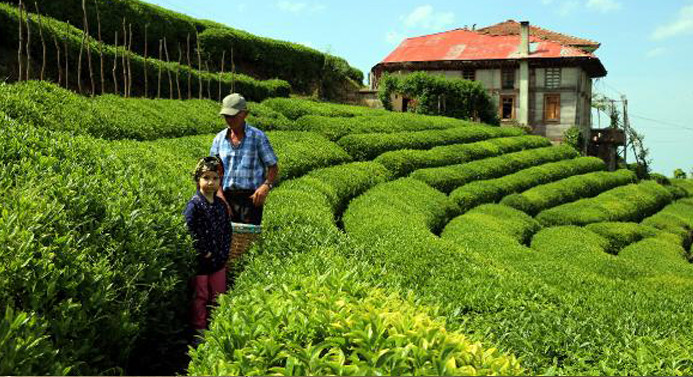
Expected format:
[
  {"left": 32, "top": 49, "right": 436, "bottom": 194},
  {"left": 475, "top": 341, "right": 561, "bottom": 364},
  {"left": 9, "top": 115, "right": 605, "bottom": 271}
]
[{"left": 673, "top": 169, "right": 687, "bottom": 179}]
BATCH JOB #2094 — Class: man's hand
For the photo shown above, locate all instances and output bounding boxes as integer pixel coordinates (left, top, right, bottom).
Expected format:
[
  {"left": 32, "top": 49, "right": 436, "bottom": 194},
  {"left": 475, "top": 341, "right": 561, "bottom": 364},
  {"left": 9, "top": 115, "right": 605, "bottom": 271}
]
[{"left": 250, "top": 184, "right": 270, "bottom": 207}]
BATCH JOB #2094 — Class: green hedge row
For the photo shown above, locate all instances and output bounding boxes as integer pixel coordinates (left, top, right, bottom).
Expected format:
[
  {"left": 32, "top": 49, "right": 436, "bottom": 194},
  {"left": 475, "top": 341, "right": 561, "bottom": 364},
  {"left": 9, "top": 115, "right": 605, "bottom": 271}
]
[
  {"left": 411, "top": 145, "right": 578, "bottom": 193},
  {"left": 0, "top": 4, "right": 291, "bottom": 100},
  {"left": 535, "top": 181, "right": 674, "bottom": 227},
  {"left": 641, "top": 198, "right": 693, "bottom": 249},
  {"left": 442, "top": 204, "right": 541, "bottom": 245},
  {"left": 450, "top": 157, "right": 605, "bottom": 213},
  {"left": 262, "top": 97, "right": 387, "bottom": 120},
  {"left": 0, "top": 81, "right": 294, "bottom": 140},
  {"left": 187, "top": 251, "right": 522, "bottom": 376},
  {"left": 375, "top": 135, "right": 551, "bottom": 177},
  {"left": 0, "top": 114, "right": 196, "bottom": 375},
  {"left": 4, "top": 0, "right": 362, "bottom": 94},
  {"left": 293, "top": 113, "right": 473, "bottom": 141},
  {"left": 501, "top": 169, "right": 638, "bottom": 216},
  {"left": 671, "top": 179, "right": 693, "bottom": 196},
  {"left": 280, "top": 162, "right": 392, "bottom": 216},
  {"left": 342, "top": 170, "right": 693, "bottom": 374},
  {"left": 338, "top": 126, "right": 524, "bottom": 161},
  {"left": 584, "top": 222, "right": 675, "bottom": 255},
  {"left": 267, "top": 131, "right": 352, "bottom": 181}
]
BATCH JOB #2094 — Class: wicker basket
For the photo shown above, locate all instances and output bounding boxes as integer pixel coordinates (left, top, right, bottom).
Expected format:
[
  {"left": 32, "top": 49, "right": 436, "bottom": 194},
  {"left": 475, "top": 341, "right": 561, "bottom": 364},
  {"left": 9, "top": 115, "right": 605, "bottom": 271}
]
[{"left": 229, "top": 222, "right": 262, "bottom": 262}]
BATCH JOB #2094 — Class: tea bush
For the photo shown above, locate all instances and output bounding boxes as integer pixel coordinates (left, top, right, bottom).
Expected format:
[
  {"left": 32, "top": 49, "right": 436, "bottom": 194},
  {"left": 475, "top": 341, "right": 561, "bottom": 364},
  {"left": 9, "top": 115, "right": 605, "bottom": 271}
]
[
  {"left": 450, "top": 157, "right": 605, "bottom": 213},
  {"left": 293, "top": 113, "right": 472, "bottom": 141},
  {"left": 0, "top": 114, "right": 196, "bottom": 374},
  {"left": 0, "top": 5, "right": 290, "bottom": 100},
  {"left": 280, "top": 162, "right": 393, "bottom": 215},
  {"left": 584, "top": 222, "right": 670, "bottom": 255},
  {"left": 641, "top": 198, "right": 693, "bottom": 249},
  {"left": 0, "top": 81, "right": 290, "bottom": 140},
  {"left": 338, "top": 126, "right": 524, "bottom": 161},
  {"left": 536, "top": 181, "right": 674, "bottom": 227},
  {"left": 375, "top": 135, "right": 551, "bottom": 177},
  {"left": 501, "top": 169, "right": 638, "bottom": 216},
  {"left": 188, "top": 251, "right": 522, "bottom": 376},
  {"left": 412, "top": 145, "right": 578, "bottom": 193},
  {"left": 443, "top": 204, "right": 541, "bottom": 244},
  {"left": 262, "top": 97, "right": 387, "bottom": 120},
  {"left": 267, "top": 132, "right": 353, "bottom": 181}
]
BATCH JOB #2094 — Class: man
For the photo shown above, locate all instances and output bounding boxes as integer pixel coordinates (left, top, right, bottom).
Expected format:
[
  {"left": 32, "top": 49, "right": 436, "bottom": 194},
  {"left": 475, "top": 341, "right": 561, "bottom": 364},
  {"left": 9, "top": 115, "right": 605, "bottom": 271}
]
[{"left": 210, "top": 93, "right": 279, "bottom": 225}]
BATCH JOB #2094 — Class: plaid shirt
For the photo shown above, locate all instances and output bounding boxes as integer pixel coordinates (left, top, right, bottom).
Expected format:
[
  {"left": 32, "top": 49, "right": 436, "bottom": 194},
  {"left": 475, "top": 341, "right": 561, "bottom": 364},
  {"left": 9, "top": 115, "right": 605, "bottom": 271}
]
[{"left": 210, "top": 123, "right": 278, "bottom": 191}]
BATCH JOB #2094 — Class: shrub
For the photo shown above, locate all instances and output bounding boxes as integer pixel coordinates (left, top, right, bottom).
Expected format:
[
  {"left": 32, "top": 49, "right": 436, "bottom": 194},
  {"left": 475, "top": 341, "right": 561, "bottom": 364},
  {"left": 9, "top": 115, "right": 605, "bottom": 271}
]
[
  {"left": 378, "top": 71, "right": 498, "bottom": 125},
  {"left": 442, "top": 204, "right": 541, "bottom": 244},
  {"left": 280, "top": 162, "right": 393, "bottom": 216},
  {"left": 266, "top": 131, "right": 353, "bottom": 181},
  {"left": 376, "top": 135, "right": 551, "bottom": 177},
  {"left": 3, "top": 0, "right": 360, "bottom": 96},
  {"left": 584, "top": 222, "right": 665, "bottom": 255},
  {"left": 501, "top": 169, "right": 637, "bottom": 216},
  {"left": 641, "top": 198, "right": 693, "bottom": 250},
  {"left": 338, "top": 126, "right": 524, "bottom": 161},
  {"left": 293, "top": 113, "right": 472, "bottom": 141},
  {"left": 411, "top": 145, "right": 578, "bottom": 193},
  {"left": 262, "top": 97, "right": 386, "bottom": 120},
  {"left": 450, "top": 157, "right": 605, "bottom": 213},
  {"left": 0, "top": 5, "right": 290, "bottom": 100},
  {"left": 188, "top": 257, "right": 522, "bottom": 376},
  {"left": 536, "top": 181, "right": 674, "bottom": 227}
]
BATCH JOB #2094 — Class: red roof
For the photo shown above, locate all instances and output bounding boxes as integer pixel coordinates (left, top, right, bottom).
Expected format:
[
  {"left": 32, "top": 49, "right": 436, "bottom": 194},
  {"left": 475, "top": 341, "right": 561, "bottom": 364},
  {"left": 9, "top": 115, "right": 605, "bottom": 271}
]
[
  {"left": 477, "top": 20, "right": 600, "bottom": 51},
  {"left": 381, "top": 28, "right": 596, "bottom": 64}
]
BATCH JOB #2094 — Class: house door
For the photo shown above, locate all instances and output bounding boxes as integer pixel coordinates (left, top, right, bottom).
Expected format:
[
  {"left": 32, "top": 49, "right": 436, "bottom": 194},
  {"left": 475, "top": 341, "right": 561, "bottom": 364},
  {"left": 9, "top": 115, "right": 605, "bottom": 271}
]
[{"left": 500, "top": 95, "right": 516, "bottom": 121}]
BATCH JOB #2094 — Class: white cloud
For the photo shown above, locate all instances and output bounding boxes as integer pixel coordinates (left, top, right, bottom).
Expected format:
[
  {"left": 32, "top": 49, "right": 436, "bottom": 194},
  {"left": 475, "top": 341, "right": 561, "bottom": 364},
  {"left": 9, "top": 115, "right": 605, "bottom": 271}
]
[
  {"left": 646, "top": 47, "right": 667, "bottom": 58},
  {"left": 402, "top": 5, "right": 455, "bottom": 30},
  {"left": 276, "top": 1, "right": 306, "bottom": 13},
  {"left": 275, "top": 1, "right": 325, "bottom": 13},
  {"left": 586, "top": 0, "right": 622, "bottom": 13},
  {"left": 651, "top": 5, "right": 693, "bottom": 40},
  {"left": 558, "top": 0, "right": 579, "bottom": 16},
  {"left": 385, "top": 30, "right": 405, "bottom": 44}
]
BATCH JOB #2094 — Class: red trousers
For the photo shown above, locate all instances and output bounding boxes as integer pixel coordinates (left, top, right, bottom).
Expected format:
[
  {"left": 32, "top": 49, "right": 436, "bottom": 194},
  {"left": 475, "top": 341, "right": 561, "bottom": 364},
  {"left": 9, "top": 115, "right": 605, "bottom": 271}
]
[{"left": 190, "top": 267, "right": 227, "bottom": 330}]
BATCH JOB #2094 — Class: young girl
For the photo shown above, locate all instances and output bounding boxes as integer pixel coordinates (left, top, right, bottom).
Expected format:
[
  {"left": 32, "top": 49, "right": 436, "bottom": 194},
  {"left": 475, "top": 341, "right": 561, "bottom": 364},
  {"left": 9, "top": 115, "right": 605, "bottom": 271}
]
[{"left": 183, "top": 156, "right": 231, "bottom": 339}]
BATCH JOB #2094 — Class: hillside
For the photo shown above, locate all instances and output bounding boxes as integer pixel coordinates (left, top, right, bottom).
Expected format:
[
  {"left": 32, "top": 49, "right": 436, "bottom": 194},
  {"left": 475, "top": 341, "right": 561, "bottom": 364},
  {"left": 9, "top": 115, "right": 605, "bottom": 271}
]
[
  {"left": 1, "top": 0, "right": 362, "bottom": 98},
  {"left": 2, "top": 79, "right": 693, "bottom": 375}
]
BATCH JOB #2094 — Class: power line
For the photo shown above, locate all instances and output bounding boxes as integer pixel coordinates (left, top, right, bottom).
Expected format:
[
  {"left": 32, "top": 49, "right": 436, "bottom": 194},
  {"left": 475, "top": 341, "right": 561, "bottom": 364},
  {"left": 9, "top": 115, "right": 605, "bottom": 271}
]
[{"left": 630, "top": 114, "right": 693, "bottom": 132}]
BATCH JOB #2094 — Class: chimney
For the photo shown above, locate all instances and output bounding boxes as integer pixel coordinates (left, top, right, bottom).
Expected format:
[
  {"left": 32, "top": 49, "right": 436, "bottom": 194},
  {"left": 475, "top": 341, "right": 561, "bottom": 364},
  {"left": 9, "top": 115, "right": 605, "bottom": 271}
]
[{"left": 520, "top": 21, "right": 530, "bottom": 57}]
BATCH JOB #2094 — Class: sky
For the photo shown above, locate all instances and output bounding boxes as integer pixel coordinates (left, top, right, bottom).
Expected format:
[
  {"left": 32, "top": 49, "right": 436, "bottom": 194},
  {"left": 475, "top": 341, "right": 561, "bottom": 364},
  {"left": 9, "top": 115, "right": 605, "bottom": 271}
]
[{"left": 140, "top": 0, "right": 693, "bottom": 176}]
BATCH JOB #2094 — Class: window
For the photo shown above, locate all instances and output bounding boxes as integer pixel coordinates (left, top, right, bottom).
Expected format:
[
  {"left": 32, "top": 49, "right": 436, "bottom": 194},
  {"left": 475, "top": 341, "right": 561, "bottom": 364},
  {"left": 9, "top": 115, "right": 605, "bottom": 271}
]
[
  {"left": 545, "top": 68, "right": 561, "bottom": 89},
  {"left": 501, "top": 68, "right": 515, "bottom": 89},
  {"left": 500, "top": 95, "right": 515, "bottom": 120},
  {"left": 462, "top": 68, "right": 475, "bottom": 81},
  {"left": 544, "top": 94, "right": 560, "bottom": 122}
]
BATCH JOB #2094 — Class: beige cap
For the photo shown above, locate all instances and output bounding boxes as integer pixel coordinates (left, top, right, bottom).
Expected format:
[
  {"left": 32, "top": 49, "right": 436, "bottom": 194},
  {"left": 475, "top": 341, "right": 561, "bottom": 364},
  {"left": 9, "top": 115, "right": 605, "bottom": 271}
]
[{"left": 219, "top": 93, "right": 247, "bottom": 116}]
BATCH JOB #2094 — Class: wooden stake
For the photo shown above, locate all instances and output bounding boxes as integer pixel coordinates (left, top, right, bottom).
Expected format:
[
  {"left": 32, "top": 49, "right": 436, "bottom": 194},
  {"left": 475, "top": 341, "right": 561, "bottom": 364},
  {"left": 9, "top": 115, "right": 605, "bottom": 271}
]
[
  {"left": 219, "top": 50, "right": 225, "bottom": 101},
  {"left": 25, "top": 5, "right": 31, "bottom": 80},
  {"left": 144, "top": 23, "right": 148, "bottom": 97},
  {"left": 196, "top": 31, "right": 202, "bottom": 100},
  {"left": 82, "top": 0, "right": 95, "bottom": 96},
  {"left": 127, "top": 23, "right": 133, "bottom": 97},
  {"left": 34, "top": 2, "right": 46, "bottom": 81},
  {"left": 112, "top": 30, "right": 118, "bottom": 94},
  {"left": 64, "top": 21, "right": 69, "bottom": 88},
  {"left": 121, "top": 19, "right": 127, "bottom": 97},
  {"left": 186, "top": 33, "right": 192, "bottom": 99},
  {"left": 163, "top": 37, "right": 173, "bottom": 99},
  {"left": 94, "top": 0, "right": 105, "bottom": 94},
  {"left": 17, "top": 0, "right": 23, "bottom": 81},
  {"left": 176, "top": 43, "right": 182, "bottom": 99},
  {"left": 157, "top": 39, "right": 162, "bottom": 98},
  {"left": 53, "top": 35, "right": 62, "bottom": 85},
  {"left": 231, "top": 47, "right": 235, "bottom": 93},
  {"left": 205, "top": 60, "right": 212, "bottom": 100}
]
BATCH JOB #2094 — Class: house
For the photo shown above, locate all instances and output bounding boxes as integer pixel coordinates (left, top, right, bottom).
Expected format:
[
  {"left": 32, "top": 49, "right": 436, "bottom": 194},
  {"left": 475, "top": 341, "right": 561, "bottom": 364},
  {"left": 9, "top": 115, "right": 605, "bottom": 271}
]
[{"left": 369, "top": 20, "right": 607, "bottom": 142}]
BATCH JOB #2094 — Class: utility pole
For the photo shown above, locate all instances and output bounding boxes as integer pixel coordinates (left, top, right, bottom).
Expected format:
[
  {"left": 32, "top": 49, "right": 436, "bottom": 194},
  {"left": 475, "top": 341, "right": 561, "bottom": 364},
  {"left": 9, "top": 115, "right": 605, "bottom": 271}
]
[{"left": 621, "top": 94, "right": 629, "bottom": 165}]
